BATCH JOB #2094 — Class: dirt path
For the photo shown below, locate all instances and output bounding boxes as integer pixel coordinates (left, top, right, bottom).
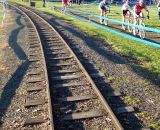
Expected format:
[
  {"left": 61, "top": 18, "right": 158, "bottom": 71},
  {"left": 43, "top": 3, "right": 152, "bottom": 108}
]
[{"left": 0, "top": 8, "right": 29, "bottom": 129}]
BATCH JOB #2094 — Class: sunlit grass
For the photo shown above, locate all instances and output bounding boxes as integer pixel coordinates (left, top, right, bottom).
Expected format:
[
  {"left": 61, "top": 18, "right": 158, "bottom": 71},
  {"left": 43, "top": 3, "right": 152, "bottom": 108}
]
[{"left": 8, "top": 0, "right": 160, "bottom": 79}]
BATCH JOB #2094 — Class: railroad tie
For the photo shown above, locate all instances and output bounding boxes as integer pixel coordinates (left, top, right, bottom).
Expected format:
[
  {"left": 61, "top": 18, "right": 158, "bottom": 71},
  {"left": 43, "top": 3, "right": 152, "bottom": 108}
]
[
  {"left": 29, "top": 59, "right": 40, "bottom": 62},
  {"left": 40, "top": 32, "right": 54, "bottom": 35},
  {"left": 106, "top": 91, "right": 122, "bottom": 97},
  {"left": 54, "top": 82, "right": 88, "bottom": 88},
  {"left": 29, "top": 42, "right": 39, "bottom": 45},
  {"left": 29, "top": 65, "right": 41, "bottom": 69},
  {"left": 29, "top": 56, "right": 39, "bottom": 60},
  {"left": 28, "top": 47, "right": 39, "bottom": 51},
  {"left": 27, "top": 70, "right": 41, "bottom": 76},
  {"left": 27, "top": 78, "right": 42, "bottom": 83},
  {"left": 51, "top": 74, "right": 82, "bottom": 81},
  {"left": 28, "top": 53, "right": 39, "bottom": 57},
  {"left": 24, "top": 116, "right": 46, "bottom": 126},
  {"left": 48, "top": 63, "right": 73, "bottom": 67},
  {"left": 27, "top": 86, "right": 44, "bottom": 92},
  {"left": 70, "top": 46, "right": 77, "bottom": 49},
  {"left": 48, "top": 56, "right": 73, "bottom": 60},
  {"left": 116, "top": 106, "right": 135, "bottom": 114},
  {"left": 94, "top": 79, "right": 111, "bottom": 84},
  {"left": 61, "top": 110, "right": 104, "bottom": 121},
  {"left": 57, "top": 95, "right": 97, "bottom": 102},
  {"left": 50, "top": 69, "right": 78, "bottom": 74},
  {"left": 47, "top": 44, "right": 64, "bottom": 47},
  {"left": 72, "top": 49, "right": 82, "bottom": 54},
  {"left": 29, "top": 44, "right": 39, "bottom": 48},
  {"left": 25, "top": 98, "right": 46, "bottom": 107},
  {"left": 46, "top": 51, "right": 67, "bottom": 55},
  {"left": 46, "top": 46, "right": 64, "bottom": 50},
  {"left": 90, "top": 72, "right": 105, "bottom": 78}
]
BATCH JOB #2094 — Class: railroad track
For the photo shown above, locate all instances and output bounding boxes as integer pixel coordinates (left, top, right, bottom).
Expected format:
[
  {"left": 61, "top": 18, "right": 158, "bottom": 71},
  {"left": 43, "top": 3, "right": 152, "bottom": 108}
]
[{"left": 8, "top": 3, "right": 151, "bottom": 130}]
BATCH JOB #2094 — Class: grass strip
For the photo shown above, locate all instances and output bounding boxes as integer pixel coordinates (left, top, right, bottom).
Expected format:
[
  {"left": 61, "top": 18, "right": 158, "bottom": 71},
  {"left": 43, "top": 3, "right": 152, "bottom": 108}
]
[{"left": 8, "top": 0, "right": 160, "bottom": 80}]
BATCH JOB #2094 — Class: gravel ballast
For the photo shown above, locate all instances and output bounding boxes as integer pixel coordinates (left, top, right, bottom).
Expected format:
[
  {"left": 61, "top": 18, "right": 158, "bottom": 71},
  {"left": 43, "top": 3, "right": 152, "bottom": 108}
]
[{"left": 35, "top": 11, "right": 160, "bottom": 129}]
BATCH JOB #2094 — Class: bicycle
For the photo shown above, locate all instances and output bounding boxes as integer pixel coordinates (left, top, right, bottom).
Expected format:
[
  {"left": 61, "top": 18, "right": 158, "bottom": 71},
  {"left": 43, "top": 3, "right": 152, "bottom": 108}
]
[
  {"left": 133, "top": 16, "right": 148, "bottom": 39},
  {"left": 122, "top": 12, "right": 133, "bottom": 33}
]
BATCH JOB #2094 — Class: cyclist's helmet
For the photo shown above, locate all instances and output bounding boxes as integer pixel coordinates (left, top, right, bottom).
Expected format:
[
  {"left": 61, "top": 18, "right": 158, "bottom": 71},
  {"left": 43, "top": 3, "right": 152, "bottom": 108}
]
[
  {"left": 103, "top": 0, "right": 108, "bottom": 5},
  {"left": 139, "top": 0, "right": 146, "bottom": 6}
]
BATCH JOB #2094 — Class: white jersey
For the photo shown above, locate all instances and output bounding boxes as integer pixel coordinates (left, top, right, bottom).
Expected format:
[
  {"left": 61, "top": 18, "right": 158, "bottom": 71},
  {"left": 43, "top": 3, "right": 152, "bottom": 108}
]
[
  {"left": 99, "top": 1, "right": 106, "bottom": 8},
  {"left": 122, "top": 3, "right": 130, "bottom": 10},
  {"left": 157, "top": 2, "right": 160, "bottom": 11}
]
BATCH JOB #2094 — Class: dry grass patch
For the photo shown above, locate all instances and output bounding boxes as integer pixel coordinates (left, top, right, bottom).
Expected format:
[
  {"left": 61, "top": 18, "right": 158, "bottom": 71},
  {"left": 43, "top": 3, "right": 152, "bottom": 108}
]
[
  {"left": 0, "top": 27, "right": 8, "bottom": 49},
  {"left": 0, "top": 43, "right": 8, "bottom": 49},
  {"left": 0, "top": 53, "right": 8, "bottom": 71},
  {"left": 0, "top": 26, "right": 9, "bottom": 71},
  {"left": 0, "top": 64, "right": 8, "bottom": 71}
]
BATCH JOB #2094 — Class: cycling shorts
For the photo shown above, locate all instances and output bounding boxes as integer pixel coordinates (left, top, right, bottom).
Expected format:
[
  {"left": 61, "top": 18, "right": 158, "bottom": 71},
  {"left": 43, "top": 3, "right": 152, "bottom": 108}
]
[
  {"left": 122, "top": 10, "right": 129, "bottom": 16},
  {"left": 100, "top": 6, "right": 106, "bottom": 11}
]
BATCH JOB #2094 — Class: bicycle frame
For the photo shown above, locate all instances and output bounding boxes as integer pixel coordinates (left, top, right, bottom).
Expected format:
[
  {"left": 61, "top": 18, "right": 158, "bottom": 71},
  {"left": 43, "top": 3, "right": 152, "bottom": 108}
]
[
  {"left": 122, "top": 11, "right": 133, "bottom": 32},
  {"left": 133, "top": 16, "right": 146, "bottom": 39}
]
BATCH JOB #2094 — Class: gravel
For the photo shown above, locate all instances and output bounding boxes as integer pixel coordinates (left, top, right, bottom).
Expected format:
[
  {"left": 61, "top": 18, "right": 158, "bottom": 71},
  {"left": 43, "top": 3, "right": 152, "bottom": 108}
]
[
  {"left": 36, "top": 11, "right": 160, "bottom": 129},
  {"left": 0, "top": 8, "right": 29, "bottom": 129}
]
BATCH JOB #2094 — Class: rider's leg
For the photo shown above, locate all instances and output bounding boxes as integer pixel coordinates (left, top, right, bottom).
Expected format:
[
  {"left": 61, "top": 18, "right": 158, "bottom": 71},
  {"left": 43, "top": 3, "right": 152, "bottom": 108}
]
[
  {"left": 122, "top": 13, "right": 125, "bottom": 30},
  {"left": 100, "top": 9, "right": 103, "bottom": 24},
  {"left": 133, "top": 14, "right": 138, "bottom": 35},
  {"left": 104, "top": 9, "right": 107, "bottom": 25},
  {"left": 139, "top": 12, "right": 144, "bottom": 23},
  {"left": 62, "top": 1, "right": 64, "bottom": 8}
]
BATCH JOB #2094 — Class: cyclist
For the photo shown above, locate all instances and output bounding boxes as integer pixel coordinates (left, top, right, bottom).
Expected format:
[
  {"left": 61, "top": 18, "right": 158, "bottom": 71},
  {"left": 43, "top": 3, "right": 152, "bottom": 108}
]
[
  {"left": 133, "top": 0, "right": 150, "bottom": 35},
  {"left": 99, "top": 0, "right": 110, "bottom": 25},
  {"left": 69, "top": 0, "right": 72, "bottom": 6},
  {"left": 62, "top": 0, "right": 69, "bottom": 11},
  {"left": 157, "top": 1, "right": 160, "bottom": 20},
  {"left": 122, "top": 0, "right": 131, "bottom": 30}
]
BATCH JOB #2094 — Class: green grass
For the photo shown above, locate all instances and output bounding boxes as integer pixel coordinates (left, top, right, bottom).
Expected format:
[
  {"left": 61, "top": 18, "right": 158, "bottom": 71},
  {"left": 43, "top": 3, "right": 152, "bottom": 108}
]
[
  {"left": 69, "top": 4, "right": 160, "bottom": 29},
  {"left": 8, "top": 0, "right": 160, "bottom": 81}
]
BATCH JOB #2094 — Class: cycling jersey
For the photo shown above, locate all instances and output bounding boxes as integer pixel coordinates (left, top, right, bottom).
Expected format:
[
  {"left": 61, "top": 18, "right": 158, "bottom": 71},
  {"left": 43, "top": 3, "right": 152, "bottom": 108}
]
[
  {"left": 63, "top": 0, "right": 68, "bottom": 4},
  {"left": 122, "top": 3, "right": 130, "bottom": 11},
  {"left": 134, "top": 4, "right": 148, "bottom": 15},
  {"left": 157, "top": 2, "right": 160, "bottom": 11},
  {"left": 99, "top": 1, "right": 108, "bottom": 9}
]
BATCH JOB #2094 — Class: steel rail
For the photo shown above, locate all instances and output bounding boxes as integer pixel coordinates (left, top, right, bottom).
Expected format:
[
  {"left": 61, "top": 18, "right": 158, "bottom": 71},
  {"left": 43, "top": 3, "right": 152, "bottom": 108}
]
[
  {"left": 8, "top": 3, "right": 54, "bottom": 130},
  {"left": 18, "top": 4, "right": 124, "bottom": 130}
]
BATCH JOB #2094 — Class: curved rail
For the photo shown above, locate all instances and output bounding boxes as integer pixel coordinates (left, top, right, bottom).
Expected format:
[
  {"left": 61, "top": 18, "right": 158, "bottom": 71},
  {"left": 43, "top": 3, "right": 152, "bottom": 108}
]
[
  {"left": 9, "top": 3, "right": 54, "bottom": 130},
  {"left": 9, "top": 3, "right": 124, "bottom": 130}
]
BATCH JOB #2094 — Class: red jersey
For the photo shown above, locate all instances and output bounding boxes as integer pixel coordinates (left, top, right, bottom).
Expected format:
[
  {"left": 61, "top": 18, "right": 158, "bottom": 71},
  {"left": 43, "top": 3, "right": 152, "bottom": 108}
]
[
  {"left": 63, "top": 0, "right": 68, "bottom": 3},
  {"left": 135, "top": 4, "right": 147, "bottom": 14}
]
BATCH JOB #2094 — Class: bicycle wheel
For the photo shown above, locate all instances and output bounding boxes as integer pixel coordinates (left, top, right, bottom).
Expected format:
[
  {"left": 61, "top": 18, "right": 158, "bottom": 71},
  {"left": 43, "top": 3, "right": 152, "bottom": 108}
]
[
  {"left": 122, "top": 17, "right": 127, "bottom": 30},
  {"left": 133, "top": 26, "right": 138, "bottom": 36},
  {"left": 104, "top": 14, "right": 108, "bottom": 25},
  {"left": 127, "top": 18, "right": 132, "bottom": 33},
  {"left": 139, "top": 21, "right": 146, "bottom": 39}
]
